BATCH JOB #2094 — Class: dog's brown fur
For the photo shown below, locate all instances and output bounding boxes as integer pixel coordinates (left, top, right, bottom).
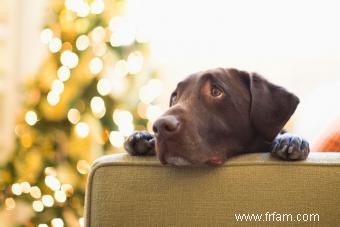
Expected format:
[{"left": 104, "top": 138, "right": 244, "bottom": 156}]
[{"left": 125, "top": 68, "right": 310, "bottom": 166}]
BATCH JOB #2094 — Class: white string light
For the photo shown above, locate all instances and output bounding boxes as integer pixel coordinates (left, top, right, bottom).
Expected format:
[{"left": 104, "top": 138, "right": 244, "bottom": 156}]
[
  {"left": 40, "top": 28, "right": 53, "bottom": 44},
  {"left": 49, "top": 37, "right": 62, "bottom": 53},
  {"left": 89, "top": 57, "right": 103, "bottom": 74},
  {"left": 60, "top": 50, "right": 79, "bottom": 69},
  {"left": 76, "top": 35, "right": 90, "bottom": 51},
  {"left": 57, "top": 66, "right": 71, "bottom": 81},
  {"left": 75, "top": 122, "right": 90, "bottom": 138},
  {"left": 25, "top": 111, "right": 38, "bottom": 126}
]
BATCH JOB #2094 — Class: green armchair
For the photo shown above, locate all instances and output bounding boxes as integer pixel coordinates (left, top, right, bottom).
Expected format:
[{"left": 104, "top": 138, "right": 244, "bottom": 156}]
[{"left": 85, "top": 152, "right": 340, "bottom": 226}]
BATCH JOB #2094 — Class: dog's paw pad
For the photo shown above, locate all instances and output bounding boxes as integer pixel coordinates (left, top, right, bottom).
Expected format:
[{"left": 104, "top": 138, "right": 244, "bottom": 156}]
[
  {"left": 271, "top": 133, "right": 310, "bottom": 161},
  {"left": 124, "top": 131, "right": 155, "bottom": 156}
]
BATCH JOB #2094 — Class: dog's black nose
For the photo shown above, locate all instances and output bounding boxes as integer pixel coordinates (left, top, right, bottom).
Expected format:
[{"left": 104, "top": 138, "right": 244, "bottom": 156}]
[{"left": 153, "top": 115, "right": 180, "bottom": 137}]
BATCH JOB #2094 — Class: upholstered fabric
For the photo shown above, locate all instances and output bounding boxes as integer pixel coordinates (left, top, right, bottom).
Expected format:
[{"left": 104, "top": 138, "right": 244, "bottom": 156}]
[{"left": 85, "top": 152, "right": 340, "bottom": 227}]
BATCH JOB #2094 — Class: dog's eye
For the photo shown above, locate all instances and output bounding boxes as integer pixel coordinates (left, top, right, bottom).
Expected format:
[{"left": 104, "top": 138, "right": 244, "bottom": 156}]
[
  {"left": 211, "top": 86, "right": 223, "bottom": 97},
  {"left": 170, "top": 93, "right": 177, "bottom": 105}
]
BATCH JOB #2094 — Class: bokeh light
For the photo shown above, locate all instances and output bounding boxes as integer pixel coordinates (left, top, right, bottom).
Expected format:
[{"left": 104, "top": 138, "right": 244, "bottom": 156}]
[
  {"left": 25, "top": 110, "right": 38, "bottom": 126},
  {"left": 109, "top": 131, "right": 125, "bottom": 147},
  {"left": 49, "top": 37, "right": 62, "bottom": 53},
  {"left": 60, "top": 50, "right": 79, "bottom": 69},
  {"left": 75, "top": 122, "right": 90, "bottom": 138},
  {"left": 57, "top": 66, "right": 71, "bottom": 81},
  {"left": 90, "top": 96, "right": 106, "bottom": 118},
  {"left": 40, "top": 28, "right": 53, "bottom": 44},
  {"left": 67, "top": 108, "right": 81, "bottom": 124},
  {"left": 76, "top": 35, "right": 90, "bottom": 51},
  {"left": 32, "top": 201, "right": 44, "bottom": 212},
  {"left": 89, "top": 57, "right": 103, "bottom": 74}
]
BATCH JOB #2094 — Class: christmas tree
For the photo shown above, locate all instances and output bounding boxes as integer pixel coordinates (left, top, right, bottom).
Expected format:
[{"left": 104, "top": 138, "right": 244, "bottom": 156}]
[{"left": 0, "top": 0, "right": 163, "bottom": 226}]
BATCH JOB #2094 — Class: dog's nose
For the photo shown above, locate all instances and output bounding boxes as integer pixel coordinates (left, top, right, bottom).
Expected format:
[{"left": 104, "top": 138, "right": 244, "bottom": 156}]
[{"left": 152, "top": 115, "right": 180, "bottom": 137}]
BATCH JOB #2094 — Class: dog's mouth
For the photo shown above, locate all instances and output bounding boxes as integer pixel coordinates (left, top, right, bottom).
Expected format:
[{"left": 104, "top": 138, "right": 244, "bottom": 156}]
[{"left": 155, "top": 138, "right": 226, "bottom": 166}]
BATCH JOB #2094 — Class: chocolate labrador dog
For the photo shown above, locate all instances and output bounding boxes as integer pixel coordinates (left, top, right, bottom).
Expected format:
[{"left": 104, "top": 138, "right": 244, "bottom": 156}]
[{"left": 124, "top": 68, "right": 310, "bottom": 166}]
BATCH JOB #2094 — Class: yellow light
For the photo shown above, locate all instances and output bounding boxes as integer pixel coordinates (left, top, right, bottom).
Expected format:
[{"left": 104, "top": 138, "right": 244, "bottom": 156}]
[
  {"left": 67, "top": 108, "right": 81, "bottom": 124},
  {"left": 91, "top": 0, "right": 104, "bottom": 14},
  {"left": 11, "top": 183, "right": 22, "bottom": 195},
  {"left": 32, "top": 200, "right": 44, "bottom": 212},
  {"left": 40, "top": 28, "right": 53, "bottom": 44},
  {"left": 51, "top": 218, "right": 64, "bottom": 227},
  {"left": 89, "top": 57, "right": 103, "bottom": 74},
  {"left": 77, "top": 3, "right": 90, "bottom": 18},
  {"left": 127, "top": 51, "right": 144, "bottom": 74},
  {"left": 57, "top": 66, "right": 71, "bottom": 81},
  {"left": 146, "top": 105, "right": 162, "bottom": 122},
  {"left": 76, "top": 160, "right": 90, "bottom": 174},
  {"left": 49, "top": 37, "right": 62, "bottom": 53},
  {"left": 47, "top": 91, "right": 60, "bottom": 106},
  {"left": 42, "top": 195, "right": 54, "bottom": 207},
  {"left": 113, "top": 110, "right": 133, "bottom": 126},
  {"left": 137, "top": 102, "right": 148, "bottom": 119},
  {"left": 45, "top": 175, "right": 61, "bottom": 191},
  {"left": 79, "top": 217, "right": 84, "bottom": 227},
  {"left": 91, "top": 26, "right": 106, "bottom": 44},
  {"left": 21, "top": 182, "right": 31, "bottom": 193},
  {"left": 29, "top": 186, "right": 42, "bottom": 199},
  {"left": 51, "top": 79, "right": 64, "bottom": 95},
  {"left": 60, "top": 50, "right": 79, "bottom": 69},
  {"left": 61, "top": 184, "right": 74, "bottom": 196},
  {"left": 110, "top": 77, "right": 127, "bottom": 97},
  {"left": 75, "top": 122, "right": 90, "bottom": 138},
  {"left": 45, "top": 166, "right": 57, "bottom": 176},
  {"left": 38, "top": 224, "right": 48, "bottom": 227},
  {"left": 5, "top": 197, "right": 16, "bottom": 210},
  {"left": 97, "top": 78, "right": 111, "bottom": 96},
  {"left": 76, "top": 35, "right": 90, "bottom": 51},
  {"left": 113, "top": 60, "right": 128, "bottom": 78},
  {"left": 25, "top": 110, "right": 38, "bottom": 126},
  {"left": 90, "top": 96, "right": 106, "bottom": 118},
  {"left": 54, "top": 190, "right": 67, "bottom": 203},
  {"left": 109, "top": 131, "right": 125, "bottom": 147}
]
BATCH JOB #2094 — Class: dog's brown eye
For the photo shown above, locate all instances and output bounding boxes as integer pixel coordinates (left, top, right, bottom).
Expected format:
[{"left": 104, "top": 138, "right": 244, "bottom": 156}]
[{"left": 211, "top": 86, "right": 222, "bottom": 97}]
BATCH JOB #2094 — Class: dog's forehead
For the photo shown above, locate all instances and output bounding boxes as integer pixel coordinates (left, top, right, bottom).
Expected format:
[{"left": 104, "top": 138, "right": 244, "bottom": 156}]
[{"left": 180, "top": 68, "right": 229, "bottom": 84}]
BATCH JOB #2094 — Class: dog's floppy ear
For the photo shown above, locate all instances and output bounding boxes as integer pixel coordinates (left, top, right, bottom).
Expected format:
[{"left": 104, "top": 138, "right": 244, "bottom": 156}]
[{"left": 247, "top": 72, "right": 299, "bottom": 142}]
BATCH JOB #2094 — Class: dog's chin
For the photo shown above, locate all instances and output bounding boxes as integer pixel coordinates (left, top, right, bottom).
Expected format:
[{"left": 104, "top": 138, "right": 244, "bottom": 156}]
[{"left": 164, "top": 156, "right": 192, "bottom": 166}]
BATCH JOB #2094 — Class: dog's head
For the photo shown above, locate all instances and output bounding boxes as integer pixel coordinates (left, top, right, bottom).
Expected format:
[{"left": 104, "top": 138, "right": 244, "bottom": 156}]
[{"left": 152, "top": 68, "right": 299, "bottom": 166}]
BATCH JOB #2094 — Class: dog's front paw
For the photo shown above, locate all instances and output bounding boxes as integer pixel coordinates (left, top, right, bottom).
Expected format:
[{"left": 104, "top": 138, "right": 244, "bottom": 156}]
[
  {"left": 124, "top": 131, "right": 155, "bottom": 156},
  {"left": 271, "top": 133, "right": 310, "bottom": 160}
]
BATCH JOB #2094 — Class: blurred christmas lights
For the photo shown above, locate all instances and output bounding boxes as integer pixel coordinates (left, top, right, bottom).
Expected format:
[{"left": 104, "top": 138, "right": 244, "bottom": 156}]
[
  {"left": 42, "top": 195, "right": 54, "bottom": 207},
  {"left": 109, "top": 131, "right": 125, "bottom": 147},
  {"left": 49, "top": 37, "right": 62, "bottom": 53},
  {"left": 45, "top": 175, "right": 61, "bottom": 191},
  {"left": 89, "top": 57, "right": 104, "bottom": 74},
  {"left": 57, "top": 66, "right": 71, "bottom": 81},
  {"left": 40, "top": 28, "right": 53, "bottom": 44},
  {"left": 51, "top": 218, "right": 64, "bottom": 227},
  {"left": 25, "top": 110, "right": 38, "bottom": 126},
  {"left": 5, "top": 197, "right": 16, "bottom": 210},
  {"left": 76, "top": 34, "right": 90, "bottom": 51},
  {"left": 32, "top": 200, "right": 44, "bottom": 212},
  {"left": 67, "top": 108, "right": 81, "bottom": 124},
  {"left": 90, "top": 96, "right": 106, "bottom": 118},
  {"left": 60, "top": 50, "right": 79, "bottom": 69},
  {"left": 75, "top": 122, "right": 90, "bottom": 138}
]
